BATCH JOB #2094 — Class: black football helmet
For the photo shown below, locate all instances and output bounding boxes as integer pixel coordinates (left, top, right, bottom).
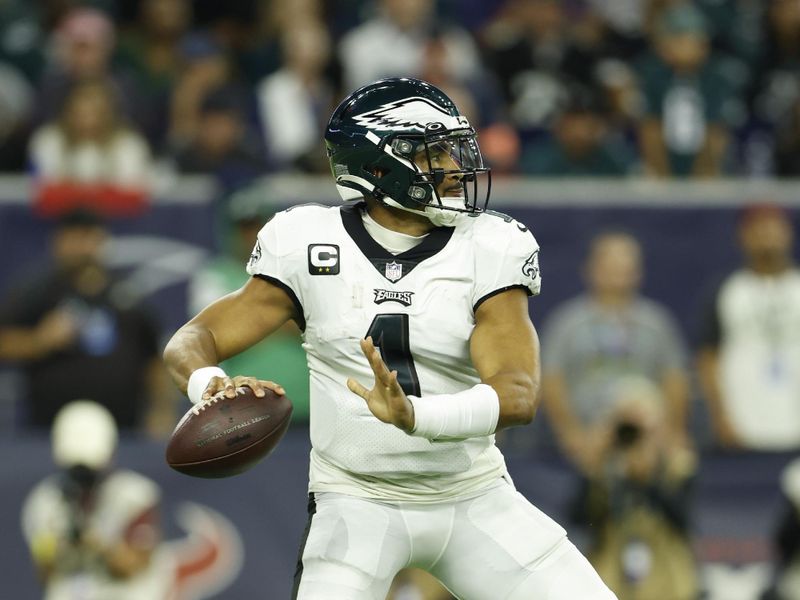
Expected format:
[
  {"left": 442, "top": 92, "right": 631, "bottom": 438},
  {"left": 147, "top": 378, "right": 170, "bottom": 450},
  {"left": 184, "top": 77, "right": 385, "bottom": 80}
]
[{"left": 325, "top": 78, "right": 490, "bottom": 226}]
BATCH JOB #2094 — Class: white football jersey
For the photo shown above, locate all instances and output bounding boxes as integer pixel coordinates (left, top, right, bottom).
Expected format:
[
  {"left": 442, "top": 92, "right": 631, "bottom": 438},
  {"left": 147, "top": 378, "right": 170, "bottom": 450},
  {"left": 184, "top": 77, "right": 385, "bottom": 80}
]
[{"left": 246, "top": 202, "right": 542, "bottom": 502}]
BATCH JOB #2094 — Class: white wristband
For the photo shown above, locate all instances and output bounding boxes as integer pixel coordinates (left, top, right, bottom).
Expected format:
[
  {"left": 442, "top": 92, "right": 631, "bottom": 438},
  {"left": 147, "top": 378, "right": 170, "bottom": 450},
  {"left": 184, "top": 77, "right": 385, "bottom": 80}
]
[
  {"left": 187, "top": 366, "right": 227, "bottom": 405},
  {"left": 408, "top": 383, "right": 500, "bottom": 440}
]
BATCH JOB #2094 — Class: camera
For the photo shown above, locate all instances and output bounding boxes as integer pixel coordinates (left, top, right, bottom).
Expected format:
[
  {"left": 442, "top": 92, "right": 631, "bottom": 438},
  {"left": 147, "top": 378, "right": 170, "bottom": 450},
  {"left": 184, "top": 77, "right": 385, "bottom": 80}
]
[{"left": 614, "top": 421, "right": 642, "bottom": 448}]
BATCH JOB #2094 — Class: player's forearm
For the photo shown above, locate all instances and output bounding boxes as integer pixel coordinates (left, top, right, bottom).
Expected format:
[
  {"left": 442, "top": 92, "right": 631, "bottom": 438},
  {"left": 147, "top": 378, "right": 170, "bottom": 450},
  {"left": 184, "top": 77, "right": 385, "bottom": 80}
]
[
  {"left": 163, "top": 324, "right": 221, "bottom": 393},
  {"left": 486, "top": 371, "right": 539, "bottom": 430}
]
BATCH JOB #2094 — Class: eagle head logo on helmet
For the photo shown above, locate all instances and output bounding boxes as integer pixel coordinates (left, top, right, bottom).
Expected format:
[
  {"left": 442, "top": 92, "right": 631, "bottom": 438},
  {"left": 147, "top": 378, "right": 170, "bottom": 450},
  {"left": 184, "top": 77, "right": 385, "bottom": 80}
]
[{"left": 324, "top": 78, "right": 491, "bottom": 227}]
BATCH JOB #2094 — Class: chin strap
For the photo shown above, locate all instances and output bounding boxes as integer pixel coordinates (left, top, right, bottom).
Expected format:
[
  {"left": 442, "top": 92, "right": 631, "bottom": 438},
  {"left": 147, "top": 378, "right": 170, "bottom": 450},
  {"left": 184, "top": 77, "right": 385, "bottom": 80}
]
[{"left": 381, "top": 196, "right": 466, "bottom": 227}]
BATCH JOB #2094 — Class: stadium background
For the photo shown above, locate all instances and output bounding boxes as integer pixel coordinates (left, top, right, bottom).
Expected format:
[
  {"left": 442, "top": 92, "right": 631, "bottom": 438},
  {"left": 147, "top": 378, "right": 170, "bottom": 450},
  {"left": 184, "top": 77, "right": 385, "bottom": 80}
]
[{"left": 0, "top": 1, "right": 798, "bottom": 599}]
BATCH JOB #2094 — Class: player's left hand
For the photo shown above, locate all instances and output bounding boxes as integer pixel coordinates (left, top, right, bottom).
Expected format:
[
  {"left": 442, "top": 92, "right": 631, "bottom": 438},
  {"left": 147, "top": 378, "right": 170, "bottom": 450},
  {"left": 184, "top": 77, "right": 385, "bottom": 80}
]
[{"left": 347, "top": 337, "right": 415, "bottom": 433}]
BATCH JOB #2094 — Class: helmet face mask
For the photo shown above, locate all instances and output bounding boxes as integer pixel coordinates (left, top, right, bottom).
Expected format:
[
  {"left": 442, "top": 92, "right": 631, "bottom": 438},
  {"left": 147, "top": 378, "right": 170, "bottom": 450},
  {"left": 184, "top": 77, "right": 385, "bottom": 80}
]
[{"left": 325, "top": 78, "right": 491, "bottom": 225}]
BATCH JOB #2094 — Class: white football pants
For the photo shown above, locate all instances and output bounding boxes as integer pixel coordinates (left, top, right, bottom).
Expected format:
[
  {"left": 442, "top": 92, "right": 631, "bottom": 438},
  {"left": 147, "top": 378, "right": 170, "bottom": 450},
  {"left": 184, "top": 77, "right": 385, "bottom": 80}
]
[{"left": 292, "top": 480, "right": 617, "bottom": 600}]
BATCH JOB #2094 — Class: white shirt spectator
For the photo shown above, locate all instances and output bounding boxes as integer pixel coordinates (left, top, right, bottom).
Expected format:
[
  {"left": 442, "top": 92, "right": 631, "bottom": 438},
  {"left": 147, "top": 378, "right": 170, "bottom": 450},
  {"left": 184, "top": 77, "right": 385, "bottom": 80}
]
[
  {"left": 30, "top": 124, "right": 151, "bottom": 188},
  {"left": 339, "top": 16, "right": 481, "bottom": 92}
]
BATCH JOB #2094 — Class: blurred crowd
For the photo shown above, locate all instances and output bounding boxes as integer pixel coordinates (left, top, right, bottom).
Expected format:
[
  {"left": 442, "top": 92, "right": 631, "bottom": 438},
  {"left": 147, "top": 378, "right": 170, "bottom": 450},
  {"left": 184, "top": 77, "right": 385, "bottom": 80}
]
[
  {"left": 2, "top": 1, "right": 800, "bottom": 598},
  {"left": 0, "top": 0, "right": 798, "bottom": 214}
]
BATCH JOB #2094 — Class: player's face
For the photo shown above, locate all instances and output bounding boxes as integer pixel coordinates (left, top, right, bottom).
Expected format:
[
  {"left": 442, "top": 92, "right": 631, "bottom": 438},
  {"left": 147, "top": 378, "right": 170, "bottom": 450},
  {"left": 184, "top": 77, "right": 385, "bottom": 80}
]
[{"left": 413, "top": 141, "right": 465, "bottom": 199}]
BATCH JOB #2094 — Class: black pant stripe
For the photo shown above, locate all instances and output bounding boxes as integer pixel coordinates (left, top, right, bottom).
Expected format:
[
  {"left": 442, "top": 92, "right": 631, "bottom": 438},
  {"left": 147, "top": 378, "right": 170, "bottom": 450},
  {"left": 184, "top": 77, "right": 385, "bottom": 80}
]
[{"left": 290, "top": 493, "right": 317, "bottom": 599}]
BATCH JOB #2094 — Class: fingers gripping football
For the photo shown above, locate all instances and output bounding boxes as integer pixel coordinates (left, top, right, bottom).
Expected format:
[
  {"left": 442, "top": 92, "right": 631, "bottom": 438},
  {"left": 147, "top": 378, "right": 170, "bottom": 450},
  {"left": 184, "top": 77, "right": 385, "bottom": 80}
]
[
  {"left": 201, "top": 375, "right": 285, "bottom": 402},
  {"left": 347, "top": 337, "right": 415, "bottom": 433}
]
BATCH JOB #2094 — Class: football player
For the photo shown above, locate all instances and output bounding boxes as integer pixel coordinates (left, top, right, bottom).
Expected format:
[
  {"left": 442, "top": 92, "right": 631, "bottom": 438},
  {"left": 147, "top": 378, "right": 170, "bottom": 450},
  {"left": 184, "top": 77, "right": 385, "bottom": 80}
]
[{"left": 164, "top": 77, "right": 617, "bottom": 600}]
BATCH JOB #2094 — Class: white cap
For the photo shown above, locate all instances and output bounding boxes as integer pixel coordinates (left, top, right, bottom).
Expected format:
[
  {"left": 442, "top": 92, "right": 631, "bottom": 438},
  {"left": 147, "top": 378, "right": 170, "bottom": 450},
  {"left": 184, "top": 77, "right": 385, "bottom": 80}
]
[{"left": 52, "top": 400, "right": 118, "bottom": 470}]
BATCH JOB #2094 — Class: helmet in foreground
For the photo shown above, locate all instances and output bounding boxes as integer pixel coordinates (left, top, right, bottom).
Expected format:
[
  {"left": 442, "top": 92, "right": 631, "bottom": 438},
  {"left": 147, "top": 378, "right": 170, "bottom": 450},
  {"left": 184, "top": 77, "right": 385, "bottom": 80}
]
[
  {"left": 325, "top": 78, "right": 490, "bottom": 226},
  {"left": 52, "top": 400, "right": 118, "bottom": 471}
]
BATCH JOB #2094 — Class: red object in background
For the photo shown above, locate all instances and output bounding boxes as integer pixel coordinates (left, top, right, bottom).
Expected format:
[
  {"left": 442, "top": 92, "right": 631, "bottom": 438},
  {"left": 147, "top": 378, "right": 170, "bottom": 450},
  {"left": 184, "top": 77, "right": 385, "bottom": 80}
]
[{"left": 34, "top": 181, "right": 149, "bottom": 217}]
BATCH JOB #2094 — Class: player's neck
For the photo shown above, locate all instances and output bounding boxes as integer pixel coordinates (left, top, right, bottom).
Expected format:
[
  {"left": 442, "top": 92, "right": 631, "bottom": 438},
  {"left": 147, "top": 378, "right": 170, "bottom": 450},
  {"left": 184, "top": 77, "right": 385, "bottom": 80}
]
[
  {"left": 365, "top": 201, "right": 434, "bottom": 237},
  {"left": 362, "top": 210, "right": 428, "bottom": 255}
]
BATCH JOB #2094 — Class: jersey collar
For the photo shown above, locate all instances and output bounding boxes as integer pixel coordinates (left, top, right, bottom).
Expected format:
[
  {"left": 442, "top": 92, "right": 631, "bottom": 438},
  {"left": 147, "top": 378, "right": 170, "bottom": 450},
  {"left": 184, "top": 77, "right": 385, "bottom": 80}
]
[{"left": 340, "top": 202, "right": 455, "bottom": 282}]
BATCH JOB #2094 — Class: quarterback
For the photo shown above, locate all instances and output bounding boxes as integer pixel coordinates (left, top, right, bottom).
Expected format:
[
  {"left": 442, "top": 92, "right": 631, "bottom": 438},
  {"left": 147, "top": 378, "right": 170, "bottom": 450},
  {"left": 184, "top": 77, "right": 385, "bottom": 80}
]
[{"left": 164, "top": 78, "right": 616, "bottom": 599}]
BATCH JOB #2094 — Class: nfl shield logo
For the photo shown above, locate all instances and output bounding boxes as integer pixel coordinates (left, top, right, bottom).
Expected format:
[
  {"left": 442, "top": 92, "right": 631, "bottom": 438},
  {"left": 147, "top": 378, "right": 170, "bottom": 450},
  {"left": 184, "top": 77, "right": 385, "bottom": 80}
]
[{"left": 385, "top": 261, "right": 403, "bottom": 282}]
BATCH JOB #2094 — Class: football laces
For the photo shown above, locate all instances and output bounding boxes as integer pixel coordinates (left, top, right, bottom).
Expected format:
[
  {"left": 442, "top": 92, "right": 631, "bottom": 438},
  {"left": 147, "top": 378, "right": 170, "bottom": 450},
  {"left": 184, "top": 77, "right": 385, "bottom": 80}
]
[{"left": 191, "top": 392, "right": 224, "bottom": 416}]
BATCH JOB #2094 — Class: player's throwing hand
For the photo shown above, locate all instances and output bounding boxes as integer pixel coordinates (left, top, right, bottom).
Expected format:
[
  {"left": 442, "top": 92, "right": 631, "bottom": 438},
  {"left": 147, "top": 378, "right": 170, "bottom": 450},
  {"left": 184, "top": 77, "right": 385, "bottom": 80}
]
[
  {"left": 347, "top": 337, "right": 415, "bottom": 433},
  {"left": 202, "top": 375, "right": 285, "bottom": 402}
]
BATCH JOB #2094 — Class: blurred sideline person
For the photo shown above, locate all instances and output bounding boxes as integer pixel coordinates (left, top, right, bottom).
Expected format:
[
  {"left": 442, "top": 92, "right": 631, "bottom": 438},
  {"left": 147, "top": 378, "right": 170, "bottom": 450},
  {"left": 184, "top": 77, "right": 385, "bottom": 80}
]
[
  {"left": 0, "top": 210, "right": 174, "bottom": 434},
  {"left": 21, "top": 400, "right": 170, "bottom": 600},
  {"left": 187, "top": 186, "right": 310, "bottom": 422},
  {"left": 698, "top": 204, "right": 800, "bottom": 450},
  {"left": 541, "top": 231, "right": 690, "bottom": 474},
  {"left": 572, "top": 376, "right": 698, "bottom": 600},
  {"left": 164, "top": 78, "right": 616, "bottom": 599}
]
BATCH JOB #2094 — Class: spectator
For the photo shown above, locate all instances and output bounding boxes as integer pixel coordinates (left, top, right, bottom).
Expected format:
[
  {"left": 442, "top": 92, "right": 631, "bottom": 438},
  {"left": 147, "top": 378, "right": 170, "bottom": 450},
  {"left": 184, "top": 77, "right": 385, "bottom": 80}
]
[
  {"left": 695, "top": 0, "right": 763, "bottom": 70},
  {"left": 418, "top": 28, "right": 518, "bottom": 172},
  {"left": 29, "top": 80, "right": 152, "bottom": 217},
  {"left": 256, "top": 20, "right": 335, "bottom": 173},
  {"left": 0, "top": 210, "right": 174, "bottom": 434},
  {"left": 238, "top": 0, "right": 326, "bottom": 84},
  {"left": 0, "top": 0, "right": 47, "bottom": 86},
  {"left": 697, "top": 204, "right": 800, "bottom": 451},
  {"left": 339, "top": 0, "right": 481, "bottom": 91},
  {"left": 519, "top": 86, "right": 636, "bottom": 176},
  {"left": 482, "top": 0, "right": 600, "bottom": 134},
  {"left": 774, "top": 97, "right": 800, "bottom": 176},
  {"left": 187, "top": 186, "right": 310, "bottom": 422},
  {"left": 21, "top": 400, "right": 167, "bottom": 599},
  {"left": 34, "top": 7, "right": 142, "bottom": 131},
  {"left": 116, "top": 0, "right": 193, "bottom": 149},
  {"left": 572, "top": 376, "right": 698, "bottom": 600},
  {"left": 168, "top": 33, "right": 234, "bottom": 151},
  {"left": 171, "top": 85, "right": 266, "bottom": 191},
  {"left": 583, "top": 0, "right": 649, "bottom": 60},
  {"left": 749, "top": 0, "right": 800, "bottom": 130},
  {"left": 541, "top": 230, "right": 690, "bottom": 474},
  {"left": 0, "top": 61, "right": 35, "bottom": 171},
  {"left": 636, "top": 3, "right": 744, "bottom": 177}
]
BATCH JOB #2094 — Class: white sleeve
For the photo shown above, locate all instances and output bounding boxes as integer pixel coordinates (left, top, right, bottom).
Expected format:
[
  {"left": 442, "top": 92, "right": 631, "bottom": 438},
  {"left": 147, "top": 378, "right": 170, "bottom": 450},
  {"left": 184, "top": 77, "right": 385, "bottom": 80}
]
[
  {"left": 472, "top": 217, "right": 541, "bottom": 311},
  {"left": 245, "top": 211, "right": 305, "bottom": 323},
  {"left": 246, "top": 213, "right": 287, "bottom": 281}
]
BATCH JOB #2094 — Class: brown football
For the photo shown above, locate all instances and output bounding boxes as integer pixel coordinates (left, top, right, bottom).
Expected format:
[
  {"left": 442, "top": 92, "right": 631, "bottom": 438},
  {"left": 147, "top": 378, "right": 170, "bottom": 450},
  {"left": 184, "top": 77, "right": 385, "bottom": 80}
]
[{"left": 166, "top": 387, "right": 292, "bottom": 478}]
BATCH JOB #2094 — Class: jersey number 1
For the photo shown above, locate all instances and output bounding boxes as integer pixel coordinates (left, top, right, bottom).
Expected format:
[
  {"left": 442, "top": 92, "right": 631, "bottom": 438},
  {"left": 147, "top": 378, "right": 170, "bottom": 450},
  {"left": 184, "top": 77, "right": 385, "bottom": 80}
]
[{"left": 365, "top": 314, "right": 421, "bottom": 396}]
